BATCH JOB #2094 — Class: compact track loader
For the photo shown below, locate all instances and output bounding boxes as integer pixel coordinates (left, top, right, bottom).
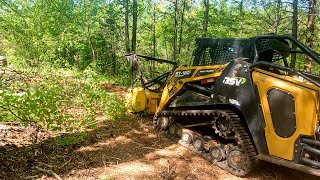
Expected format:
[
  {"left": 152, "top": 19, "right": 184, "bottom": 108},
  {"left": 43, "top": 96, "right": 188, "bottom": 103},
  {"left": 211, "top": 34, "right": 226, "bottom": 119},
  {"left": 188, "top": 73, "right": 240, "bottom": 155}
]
[{"left": 126, "top": 34, "right": 320, "bottom": 177}]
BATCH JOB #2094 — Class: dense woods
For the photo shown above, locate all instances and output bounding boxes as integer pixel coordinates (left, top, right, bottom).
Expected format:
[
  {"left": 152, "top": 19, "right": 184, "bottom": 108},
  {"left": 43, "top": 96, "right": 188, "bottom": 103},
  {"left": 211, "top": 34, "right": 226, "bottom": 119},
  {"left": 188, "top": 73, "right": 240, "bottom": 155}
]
[
  {"left": 0, "top": 0, "right": 319, "bottom": 131},
  {"left": 1, "top": 0, "right": 319, "bottom": 72},
  {"left": 2, "top": 2, "right": 320, "bottom": 179}
]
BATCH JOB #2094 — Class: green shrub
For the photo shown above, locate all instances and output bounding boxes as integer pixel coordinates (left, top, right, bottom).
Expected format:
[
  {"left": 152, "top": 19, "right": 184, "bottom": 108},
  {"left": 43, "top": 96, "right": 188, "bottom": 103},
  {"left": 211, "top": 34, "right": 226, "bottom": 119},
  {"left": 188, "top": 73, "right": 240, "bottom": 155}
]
[{"left": 0, "top": 64, "right": 127, "bottom": 133}]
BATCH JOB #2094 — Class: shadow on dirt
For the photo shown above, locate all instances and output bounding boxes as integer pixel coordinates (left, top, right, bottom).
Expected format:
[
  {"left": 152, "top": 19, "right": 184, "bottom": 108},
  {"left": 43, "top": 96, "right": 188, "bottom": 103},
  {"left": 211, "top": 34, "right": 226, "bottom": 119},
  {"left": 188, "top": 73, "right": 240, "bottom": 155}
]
[
  {"left": 0, "top": 117, "right": 170, "bottom": 179},
  {"left": 0, "top": 116, "right": 319, "bottom": 180}
]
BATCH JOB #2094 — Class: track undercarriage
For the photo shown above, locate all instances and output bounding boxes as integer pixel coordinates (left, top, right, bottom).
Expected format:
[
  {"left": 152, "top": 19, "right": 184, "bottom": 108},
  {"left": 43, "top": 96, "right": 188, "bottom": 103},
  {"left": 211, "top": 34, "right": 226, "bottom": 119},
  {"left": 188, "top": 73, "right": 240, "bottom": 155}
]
[{"left": 154, "top": 109, "right": 257, "bottom": 177}]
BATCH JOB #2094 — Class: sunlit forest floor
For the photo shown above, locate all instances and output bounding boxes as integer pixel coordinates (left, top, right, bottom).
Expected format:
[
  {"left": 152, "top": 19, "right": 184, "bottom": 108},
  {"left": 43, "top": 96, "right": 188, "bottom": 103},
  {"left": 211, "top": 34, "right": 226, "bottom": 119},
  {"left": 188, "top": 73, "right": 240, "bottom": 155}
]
[{"left": 0, "top": 85, "right": 319, "bottom": 180}]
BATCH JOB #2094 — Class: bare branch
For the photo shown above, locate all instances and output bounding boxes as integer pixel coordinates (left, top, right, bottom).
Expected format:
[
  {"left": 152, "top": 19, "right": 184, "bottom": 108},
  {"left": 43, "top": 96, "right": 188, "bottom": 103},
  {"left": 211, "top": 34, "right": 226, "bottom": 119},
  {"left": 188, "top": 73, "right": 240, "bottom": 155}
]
[{"left": 34, "top": 166, "right": 62, "bottom": 180}]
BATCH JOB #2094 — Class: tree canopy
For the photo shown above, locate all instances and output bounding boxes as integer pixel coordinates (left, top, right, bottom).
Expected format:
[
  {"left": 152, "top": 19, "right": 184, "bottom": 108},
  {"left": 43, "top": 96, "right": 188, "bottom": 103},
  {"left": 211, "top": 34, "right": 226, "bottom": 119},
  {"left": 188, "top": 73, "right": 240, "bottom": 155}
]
[{"left": 0, "top": 0, "right": 319, "bottom": 72}]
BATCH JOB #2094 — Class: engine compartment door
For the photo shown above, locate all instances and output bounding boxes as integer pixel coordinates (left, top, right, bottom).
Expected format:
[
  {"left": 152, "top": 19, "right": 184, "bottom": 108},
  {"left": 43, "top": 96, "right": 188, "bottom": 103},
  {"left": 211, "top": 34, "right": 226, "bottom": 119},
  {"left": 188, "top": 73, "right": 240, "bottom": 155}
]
[{"left": 252, "top": 69, "right": 319, "bottom": 160}]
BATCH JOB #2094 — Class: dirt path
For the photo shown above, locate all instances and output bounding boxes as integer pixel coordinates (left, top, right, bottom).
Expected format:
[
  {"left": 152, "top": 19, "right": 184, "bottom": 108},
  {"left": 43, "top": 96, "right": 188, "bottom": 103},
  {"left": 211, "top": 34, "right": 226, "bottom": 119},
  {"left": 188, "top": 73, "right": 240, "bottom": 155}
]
[{"left": 0, "top": 117, "right": 319, "bottom": 180}]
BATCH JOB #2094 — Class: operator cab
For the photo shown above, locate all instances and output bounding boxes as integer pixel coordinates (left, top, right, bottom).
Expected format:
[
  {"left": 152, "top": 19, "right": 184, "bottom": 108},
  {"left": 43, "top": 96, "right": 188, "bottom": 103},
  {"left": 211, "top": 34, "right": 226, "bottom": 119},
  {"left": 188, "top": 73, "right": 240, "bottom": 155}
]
[
  {"left": 192, "top": 36, "right": 291, "bottom": 66},
  {"left": 192, "top": 35, "right": 320, "bottom": 87},
  {"left": 251, "top": 35, "right": 320, "bottom": 87}
]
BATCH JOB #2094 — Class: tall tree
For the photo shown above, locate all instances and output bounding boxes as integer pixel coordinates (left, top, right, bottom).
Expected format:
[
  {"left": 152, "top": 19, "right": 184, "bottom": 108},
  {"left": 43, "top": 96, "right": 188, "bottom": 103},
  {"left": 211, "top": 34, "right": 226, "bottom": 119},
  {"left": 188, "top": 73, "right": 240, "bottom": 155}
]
[
  {"left": 153, "top": 1, "right": 156, "bottom": 57},
  {"left": 203, "top": 0, "right": 209, "bottom": 37},
  {"left": 132, "top": 0, "right": 138, "bottom": 53},
  {"left": 178, "top": 0, "right": 186, "bottom": 54},
  {"left": 173, "top": 0, "right": 178, "bottom": 61},
  {"left": 239, "top": 0, "right": 244, "bottom": 37},
  {"left": 124, "top": 0, "right": 130, "bottom": 53},
  {"left": 152, "top": 1, "right": 157, "bottom": 77},
  {"left": 290, "top": 0, "right": 298, "bottom": 68},
  {"left": 304, "top": 0, "right": 317, "bottom": 72},
  {"left": 274, "top": 0, "right": 281, "bottom": 34},
  {"left": 85, "top": 0, "right": 96, "bottom": 62}
]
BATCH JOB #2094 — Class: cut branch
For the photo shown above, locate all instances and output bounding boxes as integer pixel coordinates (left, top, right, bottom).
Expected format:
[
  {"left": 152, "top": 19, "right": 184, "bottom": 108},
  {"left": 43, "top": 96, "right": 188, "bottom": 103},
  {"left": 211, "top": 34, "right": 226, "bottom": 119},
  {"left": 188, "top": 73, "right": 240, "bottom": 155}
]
[{"left": 34, "top": 166, "right": 62, "bottom": 180}]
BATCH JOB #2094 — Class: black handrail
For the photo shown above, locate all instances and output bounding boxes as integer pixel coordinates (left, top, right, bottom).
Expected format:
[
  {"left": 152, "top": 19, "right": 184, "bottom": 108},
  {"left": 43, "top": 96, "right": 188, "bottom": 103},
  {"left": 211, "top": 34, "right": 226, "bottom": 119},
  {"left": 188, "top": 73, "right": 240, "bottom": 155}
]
[
  {"left": 250, "top": 61, "right": 320, "bottom": 88},
  {"left": 253, "top": 35, "right": 320, "bottom": 65}
]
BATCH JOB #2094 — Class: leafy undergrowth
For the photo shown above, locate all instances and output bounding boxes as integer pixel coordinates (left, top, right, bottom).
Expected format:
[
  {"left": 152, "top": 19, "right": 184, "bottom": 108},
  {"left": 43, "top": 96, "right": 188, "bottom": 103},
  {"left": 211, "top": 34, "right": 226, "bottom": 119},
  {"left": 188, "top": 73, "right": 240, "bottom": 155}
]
[{"left": 0, "top": 63, "right": 127, "bottom": 135}]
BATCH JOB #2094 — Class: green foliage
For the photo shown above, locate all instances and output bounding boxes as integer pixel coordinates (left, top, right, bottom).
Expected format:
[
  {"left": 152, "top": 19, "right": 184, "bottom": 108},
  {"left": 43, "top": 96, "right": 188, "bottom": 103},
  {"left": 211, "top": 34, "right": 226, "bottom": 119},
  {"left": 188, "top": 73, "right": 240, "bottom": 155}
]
[
  {"left": 101, "top": 93, "right": 127, "bottom": 121},
  {"left": 1, "top": 0, "right": 320, "bottom": 73},
  {"left": 0, "top": 0, "right": 123, "bottom": 74},
  {"left": 54, "top": 132, "right": 88, "bottom": 146},
  {"left": 0, "top": 64, "right": 127, "bottom": 132}
]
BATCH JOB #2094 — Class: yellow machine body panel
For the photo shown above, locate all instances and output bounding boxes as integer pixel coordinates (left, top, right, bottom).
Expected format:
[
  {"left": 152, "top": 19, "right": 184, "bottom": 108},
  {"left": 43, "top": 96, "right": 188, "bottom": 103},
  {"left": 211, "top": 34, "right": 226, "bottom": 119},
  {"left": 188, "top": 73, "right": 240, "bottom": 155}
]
[
  {"left": 126, "top": 87, "right": 160, "bottom": 114},
  {"left": 252, "top": 69, "right": 319, "bottom": 160},
  {"left": 157, "top": 65, "right": 226, "bottom": 111}
]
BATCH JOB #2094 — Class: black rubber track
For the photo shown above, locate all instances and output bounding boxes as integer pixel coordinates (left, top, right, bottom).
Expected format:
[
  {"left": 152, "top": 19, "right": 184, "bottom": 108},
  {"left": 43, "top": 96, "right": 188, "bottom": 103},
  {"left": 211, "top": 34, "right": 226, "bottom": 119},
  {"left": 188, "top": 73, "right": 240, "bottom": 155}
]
[{"left": 154, "top": 109, "right": 258, "bottom": 177}]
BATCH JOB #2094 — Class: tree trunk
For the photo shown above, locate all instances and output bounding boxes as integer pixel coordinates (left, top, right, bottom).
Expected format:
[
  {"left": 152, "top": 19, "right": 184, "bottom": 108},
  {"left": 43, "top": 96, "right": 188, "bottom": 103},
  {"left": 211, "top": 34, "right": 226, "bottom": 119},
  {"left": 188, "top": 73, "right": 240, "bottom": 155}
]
[
  {"left": 290, "top": 0, "right": 298, "bottom": 68},
  {"left": 112, "top": 46, "right": 117, "bottom": 75},
  {"left": 203, "top": 0, "right": 209, "bottom": 37},
  {"left": 173, "top": 0, "right": 178, "bottom": 61},
  {"left": 153, "top": 2, "right": 156, "bottom": 57},
  {"left": 239, "top": 0, "right": 243, "bottom": 37},
  {"left": 274, "top": 0, "right": 281, "bottom": 34},
  {"left": 164, "top": 27, "right": 169, "bottom": 60},
  {"left": 178, "top": 0, "right": 186, "bottom": 54},
  {"left": 152, "top": 2, "right": 156, "bottom": 77},
  {"left": 304, "top": 0, "right": 317, "bottom": 73},
  {"left": 88, "top": 35, "right": 96, "bottom": 62},
  {"left": 124, "top": 0, "right": 130, "bottom": 53},
  {"left": 84, "top": 0, "right": 95, "bottom": 63},
  {"left": 132, "top": 0, "right": 138, "bottom": 53}
]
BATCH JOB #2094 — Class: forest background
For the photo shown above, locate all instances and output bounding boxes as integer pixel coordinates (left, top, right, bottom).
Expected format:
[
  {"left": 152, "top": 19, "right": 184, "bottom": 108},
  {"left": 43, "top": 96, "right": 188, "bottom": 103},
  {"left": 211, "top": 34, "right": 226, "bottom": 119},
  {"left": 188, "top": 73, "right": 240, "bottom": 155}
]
[{"left": 0, "top": 0, "right": 318, "bottom": 134}]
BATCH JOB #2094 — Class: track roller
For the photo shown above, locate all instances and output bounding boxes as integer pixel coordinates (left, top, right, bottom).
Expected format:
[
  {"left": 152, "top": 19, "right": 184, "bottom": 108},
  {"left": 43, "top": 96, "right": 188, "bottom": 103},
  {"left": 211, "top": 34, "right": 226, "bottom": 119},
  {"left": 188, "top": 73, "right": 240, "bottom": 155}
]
[
  {"left": 227, "top": 146, "right": 249, "bottom": 173},
  {"left": 193, "top": 136, "right": 205, "bottom": 151},
  {"left": 156, "top": 116, "right": 170, "bottom": 130},
  {"left": 209, "top": 146, "right": 226, "bottom": 162},
  {"left": 181, "top": 130, "right": 193, "bottom": 144},
  {"left": 168, "top": 124, "right": 180, "bottom": 137}
]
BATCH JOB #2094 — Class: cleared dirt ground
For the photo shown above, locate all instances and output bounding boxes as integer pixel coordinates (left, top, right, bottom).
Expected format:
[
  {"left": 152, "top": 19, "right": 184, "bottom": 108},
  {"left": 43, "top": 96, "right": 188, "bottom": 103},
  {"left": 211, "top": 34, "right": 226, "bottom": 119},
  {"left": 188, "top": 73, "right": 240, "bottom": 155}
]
[{"left": 0, "top": 116, "right": 319, "bottom": 180}]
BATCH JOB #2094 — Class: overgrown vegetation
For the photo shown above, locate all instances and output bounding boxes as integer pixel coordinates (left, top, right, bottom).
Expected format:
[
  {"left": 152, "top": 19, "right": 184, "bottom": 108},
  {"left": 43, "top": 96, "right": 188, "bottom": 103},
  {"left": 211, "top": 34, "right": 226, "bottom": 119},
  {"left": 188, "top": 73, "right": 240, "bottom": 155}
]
[{"left": 0, "top": 61, "right": 127, "bottom": 133}]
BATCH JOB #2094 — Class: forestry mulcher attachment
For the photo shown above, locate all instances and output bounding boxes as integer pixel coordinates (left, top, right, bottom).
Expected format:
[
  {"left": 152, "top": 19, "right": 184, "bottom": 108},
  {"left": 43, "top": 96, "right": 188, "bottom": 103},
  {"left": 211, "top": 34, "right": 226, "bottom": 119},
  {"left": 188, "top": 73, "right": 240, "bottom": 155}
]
[
  {"left": 125, "top": 54, "right": 177, "bottom": 114},
  {"left": 127, "top": 34, "right": 320, "bottom": 177}
]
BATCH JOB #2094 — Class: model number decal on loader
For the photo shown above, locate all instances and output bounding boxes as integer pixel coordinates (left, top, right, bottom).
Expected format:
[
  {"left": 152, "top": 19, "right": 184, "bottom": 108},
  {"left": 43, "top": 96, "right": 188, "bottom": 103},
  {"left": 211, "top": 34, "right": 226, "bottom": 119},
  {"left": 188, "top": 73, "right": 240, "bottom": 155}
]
[
  {"left": 175, "top": 70, "right": 192, "bottom": 77},
  {"left": 223, "top": 77, "right": 246, "bottom": 86}
]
